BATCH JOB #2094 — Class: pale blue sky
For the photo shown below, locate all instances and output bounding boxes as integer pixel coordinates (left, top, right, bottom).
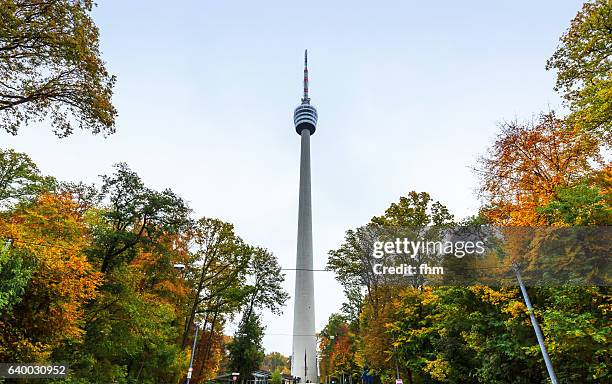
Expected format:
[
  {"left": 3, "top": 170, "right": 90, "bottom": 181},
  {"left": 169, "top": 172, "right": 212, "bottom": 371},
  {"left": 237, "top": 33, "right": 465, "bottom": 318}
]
[{"left": 3, "top": 0, "right": 583, "bottom": 355}]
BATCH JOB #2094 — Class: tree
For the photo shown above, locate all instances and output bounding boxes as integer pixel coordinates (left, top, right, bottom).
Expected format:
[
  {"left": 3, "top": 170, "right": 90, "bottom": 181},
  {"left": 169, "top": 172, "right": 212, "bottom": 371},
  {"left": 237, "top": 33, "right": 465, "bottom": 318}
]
[
  {"left": 228, "top": 313, "right": 265, "bottom": 380},
  {"left": 192, "top": 322, "right": 227, "bottom": 382},
  {"left": 328, "top": 191, "right": 454, "bottom": 316},
  {"left": 536, "top": 286, "right": 611, "bottom": 383},
  {"left": 241, "top": 247, "right": 289, "bottom": 326},
  {"left": 476, "top": 106, "right": 611, "bottom": 382},
  {"left": 327, "top": 224, "right": 385, "bottom": 317},
  {"left": 538, "top": 166, "right": 611, "bottom": 225},
  {"left": 0, "top": 193, "right": 102, "bottom": 361},
  {"left": 0, "top": 0, "right": 117, "bottom": 137},
  {"left": 90, "top": 162, "right": 191, "bottom": 274},
  {"left": 0, "top": 150, "right": 291, "bottom": 383},
  {"left": 478, "top": 113, "right": 601, "bottom": 225},
  {"left": 546, "top": 0, "right": 612, "bottom": 143},
  {"left": 271, "top": 369, "right": 283, "bottom": 384},
  {"left": 59, "top": 261, "right": 188, "bottom": 384},
  {"left": 319, "top": 314, "right": 360, "bottom": 384},
  {"left": 0, "top": 148, "right": 55, "bottom": 209},
  {"left": 263, "top": 352, "right": 290, "bottom": 374},
  {"left": 181, "top": 217, "right": 251, "bottom": 348},
  {"left": 326, "top": 192, "right": 455, "bottom": 381},
  {"left": 371, "top": 191, "right": 454, "bottom": 228},
  {"left": 0, "top": 241, "right": 32, "bottom": 313},
  {"left": 387, "top": 288, "right": 441, "bottom": 384}
]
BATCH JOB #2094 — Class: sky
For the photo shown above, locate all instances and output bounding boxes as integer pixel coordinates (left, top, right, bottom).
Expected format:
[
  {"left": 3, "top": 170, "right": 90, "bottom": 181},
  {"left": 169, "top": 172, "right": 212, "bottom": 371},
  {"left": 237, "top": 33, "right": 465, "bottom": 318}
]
[{"left": 2, "top": 0, "right": 584, "bottom": 356}]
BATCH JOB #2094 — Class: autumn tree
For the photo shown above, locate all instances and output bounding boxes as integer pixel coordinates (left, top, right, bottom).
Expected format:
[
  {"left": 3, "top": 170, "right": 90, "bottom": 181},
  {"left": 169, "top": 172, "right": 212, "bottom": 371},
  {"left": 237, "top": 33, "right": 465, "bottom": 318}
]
[
  {"left": 181, "top": 217, "right": 251, "bottom": 349},
  {"left": 478, "top": 112, "right": 602, "bottom": 225},
  {"left": 0, "top": 193, "right": 102, "bottom": 361},
  {"left": 262, "top": 352, "right": 290, "bottom": 374},
  {"left": 56, "top": 232, "right": 192, "bottom": 382},
  {"left": 326, "top": 192, "right": 454, "bottom": 380},
  {"left": 357, "top": 287, "right": 397, "bottom": 379},
  {"left": 0, "top": 0, "right": 117, "bottom": 136},
  {"left": 191, "top": 324, "right": 229, "bottom": 382},
  {"left": 52, "top": 164, "right": 193, "bottom": 383},
  {"left": 319, "top": 314, "right": 360, "bottom": 384},
  {"left": 547, "top": 0, "right": 612, "bottom": 144},
  {"left": 0, "top": 150, "right": 288, "bottom": 383}
]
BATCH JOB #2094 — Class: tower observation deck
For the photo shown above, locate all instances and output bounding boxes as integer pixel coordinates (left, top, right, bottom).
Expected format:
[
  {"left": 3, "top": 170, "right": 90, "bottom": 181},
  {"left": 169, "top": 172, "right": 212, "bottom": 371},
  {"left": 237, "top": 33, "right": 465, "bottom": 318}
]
[{"left": 291, "top": 50, "right": 319, "bottom": 384}]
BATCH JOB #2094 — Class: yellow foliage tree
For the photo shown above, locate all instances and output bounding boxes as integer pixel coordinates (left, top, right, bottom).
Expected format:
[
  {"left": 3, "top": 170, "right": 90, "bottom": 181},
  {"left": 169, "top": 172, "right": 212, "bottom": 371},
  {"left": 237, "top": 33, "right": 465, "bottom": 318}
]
[
  {"left": 479, "top": 113, "right": 601, "bottom": 225},
  {"left": 0, "top": 193, "right": 101, "bottom": 360}
]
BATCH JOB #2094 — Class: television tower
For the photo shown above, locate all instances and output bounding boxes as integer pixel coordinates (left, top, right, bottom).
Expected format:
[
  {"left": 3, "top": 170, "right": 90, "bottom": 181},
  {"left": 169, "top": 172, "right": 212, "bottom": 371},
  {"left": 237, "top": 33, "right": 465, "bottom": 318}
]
[{"left": 292, "top": 49, "right": 318, "bottom": 384}]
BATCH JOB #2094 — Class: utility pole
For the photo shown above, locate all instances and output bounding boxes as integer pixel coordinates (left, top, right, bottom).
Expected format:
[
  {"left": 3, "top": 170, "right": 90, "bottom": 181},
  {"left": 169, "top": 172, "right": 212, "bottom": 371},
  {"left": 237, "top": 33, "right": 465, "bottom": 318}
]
[{"left": 513, "top": 263, "right": 558, "bottom": 384}]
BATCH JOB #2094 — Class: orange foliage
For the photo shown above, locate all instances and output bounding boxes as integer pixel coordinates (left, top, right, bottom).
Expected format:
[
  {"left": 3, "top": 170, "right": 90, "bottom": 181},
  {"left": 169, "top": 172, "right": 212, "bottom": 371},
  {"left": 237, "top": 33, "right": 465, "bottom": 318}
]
[
  {"left": 130, "top": 232, "right": 190, "bottom": 305},
  {"left": 0, "top": 193, "right": 101, "bottom": 360},
  {"left": 192, "top": 327, "right": 226, "bottom": 382},
  {"left": 479, "top": 113, "right": 601, "bottom": 225},
  {"left": 328, "top": 323, "right": 353, "bottom": 374}
]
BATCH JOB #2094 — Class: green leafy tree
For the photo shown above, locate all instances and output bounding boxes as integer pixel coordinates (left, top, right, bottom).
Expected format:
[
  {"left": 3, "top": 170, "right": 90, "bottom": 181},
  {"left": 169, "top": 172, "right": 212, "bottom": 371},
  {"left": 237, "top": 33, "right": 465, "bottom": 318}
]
[
  {"left": 547, "top": 0, "right": 612, "bottom": 143},
  {"left": 538, "top": 181, "right": 611, "bottom": 225},
  {"left": 56, "top": 264, "right": 187, "bottom": 384},
  {"left": 228, "top": 313, "right": 265, "bottom": 380},
  {"left": 241, "top": 247, "right": 289, "bottom": 326},
  {"left": 0, "top": 0, "right": 117, "bottom": 136},
  {"left": 91, "top": 162, "right": 191, "bottom": 273},
  {"left": 328, "top": 192, "right": 454, "bottom": 314},
  {"left": 271, "top": 369, "right": 283, "bottom": 384},
  {"left": 371, "top": 191, "right": 454, "bottom": 228},
  {"left": 0, "top": 148, "right": 55, "bottom": 209},
  {"left": 0, "top": 242, "right": 32, "bottom": 313},
  {"left": 537, "top": 286, "right": 610, "bottom": 383}
]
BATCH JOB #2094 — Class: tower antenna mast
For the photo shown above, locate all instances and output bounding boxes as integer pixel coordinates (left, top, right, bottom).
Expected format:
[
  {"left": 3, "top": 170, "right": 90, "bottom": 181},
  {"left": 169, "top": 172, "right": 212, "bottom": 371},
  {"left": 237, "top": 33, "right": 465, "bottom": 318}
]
[{"left": 302, "top": 50, "right": 310, "bottom": 104}]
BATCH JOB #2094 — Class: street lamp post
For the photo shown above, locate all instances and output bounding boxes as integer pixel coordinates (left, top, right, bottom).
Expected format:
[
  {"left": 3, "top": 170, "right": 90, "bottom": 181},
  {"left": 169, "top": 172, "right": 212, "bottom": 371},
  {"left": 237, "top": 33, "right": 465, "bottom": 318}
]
[
  {"left": 186, "top": 320, "right": 201, "bottom": 384},
  {"left": 513, "top": 263, "right": 558, "bottom": 384}
]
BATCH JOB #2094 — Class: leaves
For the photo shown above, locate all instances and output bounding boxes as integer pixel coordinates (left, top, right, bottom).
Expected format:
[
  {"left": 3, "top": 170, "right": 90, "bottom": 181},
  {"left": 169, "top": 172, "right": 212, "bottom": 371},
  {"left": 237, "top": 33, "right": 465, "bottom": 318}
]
[
  {"left": 227, "top": 313, "right": 265, "bottom": 379},
  {"left": 478, "top": 113, "right": 602, "bottom": 225},
  {"left": 0, "top": 151, "right": 289, "bottom": 383},
  {"left": 546, "top": 0, "right": 612, "bottom": 144},
  {"left": 0, "top": 0, "right": 117, "bottom": 136},
  {"left": 0, "top": 148, "right": 55, "bottom": 209},
  {"left": 0, "top": 193, "right": 102, "bottom": 361}
]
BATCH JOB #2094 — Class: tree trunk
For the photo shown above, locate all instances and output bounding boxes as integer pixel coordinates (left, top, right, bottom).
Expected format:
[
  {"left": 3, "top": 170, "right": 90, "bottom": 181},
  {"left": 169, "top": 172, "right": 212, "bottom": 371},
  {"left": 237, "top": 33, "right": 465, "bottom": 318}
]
[{"left": 182, "top": 268, "right": 207, "bottom": 347}]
